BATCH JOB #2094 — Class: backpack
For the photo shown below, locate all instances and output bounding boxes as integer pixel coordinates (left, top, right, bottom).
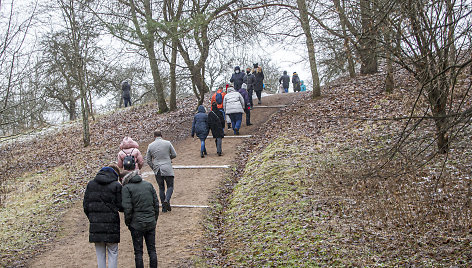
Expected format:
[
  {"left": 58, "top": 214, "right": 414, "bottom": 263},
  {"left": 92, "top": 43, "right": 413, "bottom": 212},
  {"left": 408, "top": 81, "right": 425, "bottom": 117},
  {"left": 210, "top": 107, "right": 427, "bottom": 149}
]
[
  {"left": 215, "top": 92, "right": 223, "bottom": 104},
  {"left": 122, "top": 148, "right": 136, "bottom": 170}
]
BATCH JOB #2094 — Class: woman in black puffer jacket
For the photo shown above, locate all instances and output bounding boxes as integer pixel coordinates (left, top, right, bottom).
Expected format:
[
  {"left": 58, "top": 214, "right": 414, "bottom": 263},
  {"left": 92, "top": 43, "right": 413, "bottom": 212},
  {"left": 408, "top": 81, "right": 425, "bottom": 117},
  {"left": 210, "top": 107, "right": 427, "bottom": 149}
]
[{"left": 83, "top": 165, "right": 123, "bottom": 268}]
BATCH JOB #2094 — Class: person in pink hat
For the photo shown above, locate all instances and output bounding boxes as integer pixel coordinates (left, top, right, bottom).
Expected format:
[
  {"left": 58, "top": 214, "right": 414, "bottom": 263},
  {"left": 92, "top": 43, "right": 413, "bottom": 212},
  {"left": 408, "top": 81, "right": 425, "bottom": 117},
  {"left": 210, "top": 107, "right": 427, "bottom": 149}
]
[{"left": 117, "top": 137, "right": 144, "bottom": 173}]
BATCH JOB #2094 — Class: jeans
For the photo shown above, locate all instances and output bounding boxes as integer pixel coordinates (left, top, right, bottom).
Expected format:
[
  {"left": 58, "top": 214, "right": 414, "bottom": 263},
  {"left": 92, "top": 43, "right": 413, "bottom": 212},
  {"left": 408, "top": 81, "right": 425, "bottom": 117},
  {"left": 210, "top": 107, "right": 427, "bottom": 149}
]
[
  {"left": 200, "top": 139, "right": 206, "bottom": 153},
  {"left": 284, "top": 88, "right": 288, "bottom": 93},
  {"left": 123, "top": 97, "right": 131, "bottom": 107},
  {"left": 129, "top": 227, "right": 157, "bottom": 268},
  {"left": 228, "top": 113, "right": 242, "bottom": 133},
  {"left": 95, "top": 242, "right": 118, "bottom": 268},
  {"left": 215, "top": 138, "right": 222, "bottom": 154},
  {"left": 154, "top": 172, "right": 174, "bottom": 204}
]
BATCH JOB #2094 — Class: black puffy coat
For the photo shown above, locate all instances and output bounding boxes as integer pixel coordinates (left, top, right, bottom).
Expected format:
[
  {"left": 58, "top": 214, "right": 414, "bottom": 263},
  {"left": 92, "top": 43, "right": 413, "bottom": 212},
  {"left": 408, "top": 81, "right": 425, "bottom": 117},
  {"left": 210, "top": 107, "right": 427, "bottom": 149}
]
[
  {"left": 191, "top": 105, "right": 209, "bottom": 139},
  {"left": 279, "top": 71, "right": 290, "bottom": 88},
  {"left": 122, "top": 171, "right": 159, "bottom": 232},
  {"left": 253, "top": 70, "right": 264, "bottom": 92},
  {"left": 230, "top": 66, "right": 245, "bottom": 90},
  {"left": 83, "top": 167, "right": 123, "bottom": 243},
  {"left": 208, "top": 102, "right": 225, "bottom": 138},
  {"left": 122, "top": 81, "right": 131, "bottom": 98}
]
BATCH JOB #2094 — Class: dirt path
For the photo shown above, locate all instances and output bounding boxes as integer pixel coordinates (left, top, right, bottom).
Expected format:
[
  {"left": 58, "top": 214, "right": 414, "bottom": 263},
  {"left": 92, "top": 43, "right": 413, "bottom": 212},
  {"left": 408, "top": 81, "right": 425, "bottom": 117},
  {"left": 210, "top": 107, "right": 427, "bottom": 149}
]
[{"left": 29, "top": 93, "right": 294, "bottom": 267}]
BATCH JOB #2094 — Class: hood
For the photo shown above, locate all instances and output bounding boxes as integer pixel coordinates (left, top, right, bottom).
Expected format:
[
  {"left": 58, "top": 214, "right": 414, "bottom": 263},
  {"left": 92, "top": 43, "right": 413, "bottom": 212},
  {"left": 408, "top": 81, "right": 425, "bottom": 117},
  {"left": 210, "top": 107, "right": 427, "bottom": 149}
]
[
  {"left": 301, "top": 80, "right": 304, "bottom": 85},
  {"left": 94, "top": 167, "right": 119, "bottom": 185},
  {"left": 211, "top": 102, "right": 218, "bottom": 110},
  {"left": 241, "top": 83, "right": 247, "bottom": 90},
  {"left": 227, "top": 86, "right": 236, "bottom": 93},
  {"left": 197, "top": 105, "right": 206, "bottom": 113},
  {"left": 122, "top": 170, "right": 141, "bottom": 186},
  {"left": 120, "top": 137, "right": 139, "bottom": 150},
  {"left": 283, "top": 71, "right": 287, "bottom": 75},
  {"left": 234, "top": 66, "right": 240, "bottom": 72}
]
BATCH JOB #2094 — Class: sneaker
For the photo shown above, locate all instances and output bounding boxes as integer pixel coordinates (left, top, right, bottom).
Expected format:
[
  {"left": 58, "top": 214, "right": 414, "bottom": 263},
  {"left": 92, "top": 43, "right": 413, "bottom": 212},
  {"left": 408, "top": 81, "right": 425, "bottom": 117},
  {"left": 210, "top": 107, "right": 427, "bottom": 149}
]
[
  {"left": 201, "top": 151, "right": 204, "bottom": 158},
  {"left": 204, "top": 150, "right": 208, "bottom": 155},
  {"left": 247, "top": 123, "right": 253, "bottom": 126},
  {"left": 227, "top": 123, "right": 231, "bottom": 129},
  {"left": 235, "top": 129, "right": 240, "bottom": 135},
  {"left": 217, "top": 152, "right": 222, "bottom": 156},
  {"left": 258, "top": 101, "right": 261, "bottom": 104}
]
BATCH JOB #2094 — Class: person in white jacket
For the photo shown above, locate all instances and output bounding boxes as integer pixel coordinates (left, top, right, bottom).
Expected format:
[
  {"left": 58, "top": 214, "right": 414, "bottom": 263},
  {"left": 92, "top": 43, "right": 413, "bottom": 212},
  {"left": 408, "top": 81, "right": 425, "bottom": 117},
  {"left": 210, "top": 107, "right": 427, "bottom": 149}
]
[{"left": 223, "top": 85, "right": 245, "bottom": 135}]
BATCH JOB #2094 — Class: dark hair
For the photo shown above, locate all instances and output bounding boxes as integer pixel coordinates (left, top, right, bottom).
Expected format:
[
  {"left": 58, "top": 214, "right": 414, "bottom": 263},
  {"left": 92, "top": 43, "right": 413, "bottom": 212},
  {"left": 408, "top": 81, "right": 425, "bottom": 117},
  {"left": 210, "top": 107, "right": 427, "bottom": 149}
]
[{"left": 154, "top": 130, "right": 162, "bottom": 137}]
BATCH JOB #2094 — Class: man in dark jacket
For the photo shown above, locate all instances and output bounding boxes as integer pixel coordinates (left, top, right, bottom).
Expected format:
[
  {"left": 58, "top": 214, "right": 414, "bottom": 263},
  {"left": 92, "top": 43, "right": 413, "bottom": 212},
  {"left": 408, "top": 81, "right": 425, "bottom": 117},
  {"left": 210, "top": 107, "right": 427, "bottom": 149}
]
[
  {"left": 208, "top": 102, "right": 225, "bottom": 156},
  {"left": 243, "top": 67, "right": 255, "bottom": 107},
  {"left": 83, "top": 165, "right": 123, "bottom": 268},
  {"left": 122, "top": 81, "right": 131, "bottom": 107},
  {"left": 279, "top": 71, "right": 290, "bottom": 93},
  {"left": 122, "top": 170, "right": 159, "bottom": 268},
  {"left": 230, "top": 66, "right": 245, "bottom": 90},
  {"left": 253, "top": 65, "right": 265, "bottom": 104},
  {"left": 292, "top": 72, "right": 301, "bottom": 92}
]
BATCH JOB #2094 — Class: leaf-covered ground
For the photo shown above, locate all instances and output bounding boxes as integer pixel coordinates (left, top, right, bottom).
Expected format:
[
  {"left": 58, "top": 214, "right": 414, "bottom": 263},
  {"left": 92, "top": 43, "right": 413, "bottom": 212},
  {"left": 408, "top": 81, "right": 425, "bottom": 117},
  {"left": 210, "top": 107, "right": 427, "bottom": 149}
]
[
  {"left": 0, "top": 98, "right": 197, "bottom": 267},
  {"left": 202, "top": 71, "right": 472, "bottom": 266}
]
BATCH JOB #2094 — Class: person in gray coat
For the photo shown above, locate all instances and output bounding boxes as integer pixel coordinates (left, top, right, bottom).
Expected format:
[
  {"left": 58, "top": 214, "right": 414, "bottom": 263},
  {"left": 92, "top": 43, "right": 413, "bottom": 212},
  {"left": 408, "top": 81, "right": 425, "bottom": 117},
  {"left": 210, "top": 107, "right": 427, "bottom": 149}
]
[
  {"left": 122, "top": 81, "right": 131, "bottom": 107},
  {"left": 279, "top": 71, "right": 290, "bottom": 93},
  {"left": 223, "top": 85, "right": 245, "bottom": 135},
  {"left": 145, "top": 130, "right": 177, "bottom": 212}
]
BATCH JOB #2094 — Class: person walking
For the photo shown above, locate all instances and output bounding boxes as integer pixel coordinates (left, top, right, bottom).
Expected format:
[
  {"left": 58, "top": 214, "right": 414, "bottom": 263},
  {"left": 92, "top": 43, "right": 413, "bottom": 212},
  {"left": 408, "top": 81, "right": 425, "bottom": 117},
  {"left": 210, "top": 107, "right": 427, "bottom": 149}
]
[
  {"left": 239, "top": 83, "right": 252, "bottom": 126},
  {"left": 121, "top": 170, "right": 159, "bottom": 268},
  {"left": 253, "top": 65, "right": 264, "bottom": 104},
  {"left": 145, "top": 130, "right": 177, "bottom": 213},
  {"left": 117, "top": 137, "right": 144, "bottom": 173},
  {"left": 191, "top": 105, "right": 210, "bottom": 158},
  {"left": 211, "top": 86, "right": 226, "bottom": 120},
  {"left": 300, "top": 80, "right": 307, "bottom": 92},
  {"left": 279, "top": 71, "right": 290, "bottom": 93},
  {"left": 230, "top": 66, "right": 245, "bottom": 90},
  {"left": 243, "top": 67, "right": 255, "bottom": 107},
  {"left": 83, "top": 165, "right": 123, "bottom": 268},
  {"left": 122, "top": 81, "right": 132, "bottom": 107},
  {"left": 292, "top": 72, "right": 301, "bottom": 92},
  {"left": 208, "top": 102, "right": 225, "bottom": 156},
  {"left": 223, "top": 84, "right": 245, "bottom": 135}
]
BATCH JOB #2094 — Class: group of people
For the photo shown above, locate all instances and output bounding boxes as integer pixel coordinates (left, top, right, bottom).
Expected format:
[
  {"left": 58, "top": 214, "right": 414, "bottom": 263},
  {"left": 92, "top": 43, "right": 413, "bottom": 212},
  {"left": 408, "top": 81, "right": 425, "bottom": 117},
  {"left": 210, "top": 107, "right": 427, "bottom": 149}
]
[
  {"left": 83, "top": 132, "right": 176, "bottom": 268},
  {"left": 279, "top": 71, "right": 306, "bottom": 93},
  {"left": 191, "top": 63, "right": 264, "bottom": 158}
]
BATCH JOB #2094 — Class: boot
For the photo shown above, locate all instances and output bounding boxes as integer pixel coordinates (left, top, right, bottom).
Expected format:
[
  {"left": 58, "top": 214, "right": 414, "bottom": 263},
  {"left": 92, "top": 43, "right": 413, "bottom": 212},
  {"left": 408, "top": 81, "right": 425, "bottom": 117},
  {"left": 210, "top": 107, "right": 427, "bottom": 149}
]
[
  {"left": 204, "top": 149, "right": 207, "bottom": 155},
  {"left": 227, "top": 123, "right": 231, "bottom": 129},
  {"left": 201, "top": 151, "right": 204, "bottom": 158}
]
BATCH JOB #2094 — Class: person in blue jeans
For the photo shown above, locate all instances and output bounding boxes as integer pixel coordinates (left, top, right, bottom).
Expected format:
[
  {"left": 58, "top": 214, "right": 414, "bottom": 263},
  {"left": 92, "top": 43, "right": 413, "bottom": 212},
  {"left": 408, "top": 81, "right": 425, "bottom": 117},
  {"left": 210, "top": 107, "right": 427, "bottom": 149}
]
[
  {"left": 223, "top": 85, "right": 245, "bottom": 135},
  {"left": 191, "top": 105, "right": 210, "bottom": 157}
]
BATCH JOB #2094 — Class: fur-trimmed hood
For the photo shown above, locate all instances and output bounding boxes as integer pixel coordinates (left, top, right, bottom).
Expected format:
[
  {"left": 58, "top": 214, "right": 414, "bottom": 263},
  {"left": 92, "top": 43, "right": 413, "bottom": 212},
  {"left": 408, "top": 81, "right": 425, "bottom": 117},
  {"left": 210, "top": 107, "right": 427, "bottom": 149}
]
[{"left": 122, "top": 170, "right": 141, "bottom": 186}]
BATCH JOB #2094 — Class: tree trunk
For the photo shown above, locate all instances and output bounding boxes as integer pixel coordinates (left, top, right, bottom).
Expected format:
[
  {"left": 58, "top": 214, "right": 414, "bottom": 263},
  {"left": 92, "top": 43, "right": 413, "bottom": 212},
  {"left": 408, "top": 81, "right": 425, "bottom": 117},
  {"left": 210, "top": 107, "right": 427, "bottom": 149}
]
[
  {"left": 297, "top": 0, "right": 321, "bottom": 97},
  {"left": 341, "top": 0, "right": 356, "bottom": 78},
  {"left": 359, "top": 0, "right": 378, "bottom": 74},
  {"left": 169, "top": 39, "right": 178, "bottom": 111},
  {"left": 385, "top": 27, "right": 394, "bottom": 93}
]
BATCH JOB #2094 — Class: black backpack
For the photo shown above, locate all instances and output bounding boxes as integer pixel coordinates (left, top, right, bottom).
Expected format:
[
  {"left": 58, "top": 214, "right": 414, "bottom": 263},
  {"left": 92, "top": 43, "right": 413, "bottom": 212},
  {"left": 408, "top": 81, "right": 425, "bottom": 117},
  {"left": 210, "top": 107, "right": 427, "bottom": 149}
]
[{"left": 122, "top": 149, "right": 136, "bottom": 170}]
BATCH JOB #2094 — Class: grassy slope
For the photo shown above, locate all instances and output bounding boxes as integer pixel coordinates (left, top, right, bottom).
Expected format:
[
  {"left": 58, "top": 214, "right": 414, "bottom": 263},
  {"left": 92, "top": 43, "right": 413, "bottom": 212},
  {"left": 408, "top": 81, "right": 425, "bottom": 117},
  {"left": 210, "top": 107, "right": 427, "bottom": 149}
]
[
  {"left": 202, "top": 72, "right": 472, "bottom": 267},
  {"left": 0, "top": 100, "right": 196, "bottom": 267}
]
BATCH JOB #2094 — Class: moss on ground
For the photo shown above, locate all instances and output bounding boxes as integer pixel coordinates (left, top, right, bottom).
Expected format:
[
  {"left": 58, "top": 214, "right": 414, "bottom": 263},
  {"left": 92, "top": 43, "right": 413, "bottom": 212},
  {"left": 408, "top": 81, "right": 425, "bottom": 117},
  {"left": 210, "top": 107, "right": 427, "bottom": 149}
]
[
  {"left": 0, "top": 166, "right": 82, "bottom": 267},
  {"left": 222, "top": 137, "right": 329, "bottom": 267}
]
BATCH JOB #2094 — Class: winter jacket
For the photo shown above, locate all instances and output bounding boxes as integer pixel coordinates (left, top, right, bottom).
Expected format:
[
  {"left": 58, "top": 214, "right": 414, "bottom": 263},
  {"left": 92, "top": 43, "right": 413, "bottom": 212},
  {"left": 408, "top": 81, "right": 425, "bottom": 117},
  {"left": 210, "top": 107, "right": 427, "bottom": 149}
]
[
  {"left": 122, "top": 171, "right": 159, "bottom": 232},
  {"left": 208, "top": 102, "right": 225, "bottom": 138},
  {"left": 230, "top": 66, "right": 245, "bottom": 90},
  {"left": 300, "top": 80, "right": 307, "bottom": 92},
  {"left": 253, "top": 69, "right": 264, "bottom": 92},
  {"left": 279, "top": 71, "right": 290, "bottom": 88},
  {"left": 83, "top": 167, "right": 123, "bottom": 243},
  {"left": 122, "top": 81, "right": 131, "bottom": 98},
  {"left": 211, "top": 89, "right": 226, "bottom": 110},
  {"left": 146, "top": 137, "right": 177, "bottom": 176},
  {"left": 223, "top": 86, "right": 245, "bottom": 115},
  {"left": 238, "top": 84, "right": 250, "bottom": 108},
  {"left": 243, "top": 72, "right": 256, "bottom": 91},
  {"left": 117, "top": 137, "right": 144, "bottom": 170},
  {"left": 192, "top": 105, "right": 209, "bottom": 140}
]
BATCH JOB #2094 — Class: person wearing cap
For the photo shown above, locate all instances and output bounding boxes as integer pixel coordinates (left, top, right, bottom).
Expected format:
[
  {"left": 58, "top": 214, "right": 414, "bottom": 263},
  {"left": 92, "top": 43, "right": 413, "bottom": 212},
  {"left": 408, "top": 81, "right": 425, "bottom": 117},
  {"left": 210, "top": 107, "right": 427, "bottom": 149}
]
[
  {"left": 230, "top": 66, "right": 245, "bottom": 90},
  {"left": 279, "top": 71, "right": 290, "bottom": 93},
  {"left": 83, "top": 165, "right": 123, "bottom": 268},
  {"left": 223, "top": 84, "right": 245, "bottom": 135}
]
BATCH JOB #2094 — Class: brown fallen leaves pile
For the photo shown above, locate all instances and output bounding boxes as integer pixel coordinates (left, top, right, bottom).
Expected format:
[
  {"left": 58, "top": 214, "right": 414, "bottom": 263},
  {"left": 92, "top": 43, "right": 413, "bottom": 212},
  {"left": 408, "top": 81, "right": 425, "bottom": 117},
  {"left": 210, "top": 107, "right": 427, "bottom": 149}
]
[{"left": 203, "top": 70, "right": 472, "bottom": 266}]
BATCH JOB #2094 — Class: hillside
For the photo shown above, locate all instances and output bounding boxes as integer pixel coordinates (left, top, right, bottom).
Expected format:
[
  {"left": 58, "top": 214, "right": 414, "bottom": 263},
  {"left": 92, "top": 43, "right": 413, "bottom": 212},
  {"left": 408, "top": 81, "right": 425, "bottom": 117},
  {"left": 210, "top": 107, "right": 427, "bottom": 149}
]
[{"left": 202, "top": 71, "right": 472, "bottom": 266}]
